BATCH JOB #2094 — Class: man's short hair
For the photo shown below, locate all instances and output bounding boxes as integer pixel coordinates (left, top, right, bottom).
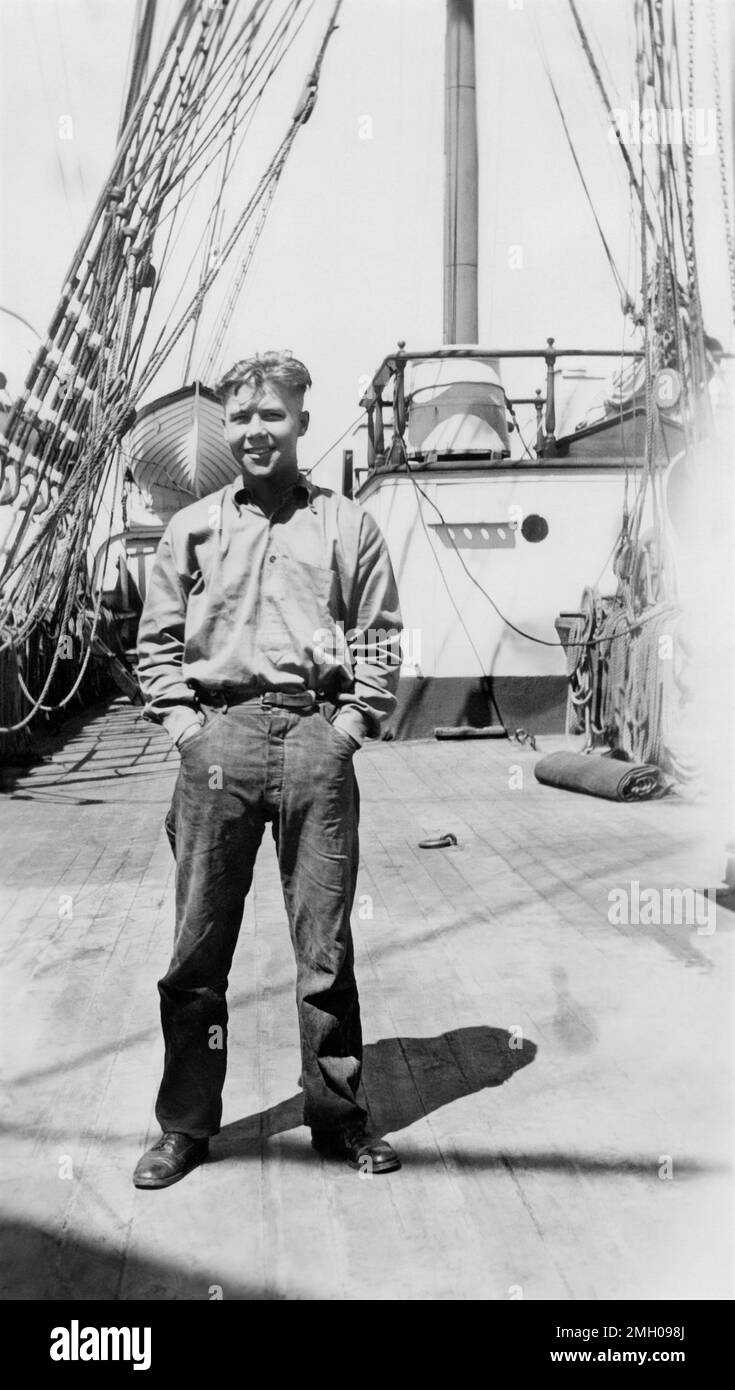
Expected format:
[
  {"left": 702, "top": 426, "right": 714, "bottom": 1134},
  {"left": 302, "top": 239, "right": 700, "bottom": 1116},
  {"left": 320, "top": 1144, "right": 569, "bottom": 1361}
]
[{"left": 216, "top": 351, "right": 312, "bottom": 405}]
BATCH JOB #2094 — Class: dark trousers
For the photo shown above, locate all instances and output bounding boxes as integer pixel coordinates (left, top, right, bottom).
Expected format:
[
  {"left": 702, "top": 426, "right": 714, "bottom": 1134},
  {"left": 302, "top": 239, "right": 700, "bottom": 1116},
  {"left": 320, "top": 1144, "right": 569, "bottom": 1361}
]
[{"left": 156, "top": 702, "right": 366, "bottom": 1138}]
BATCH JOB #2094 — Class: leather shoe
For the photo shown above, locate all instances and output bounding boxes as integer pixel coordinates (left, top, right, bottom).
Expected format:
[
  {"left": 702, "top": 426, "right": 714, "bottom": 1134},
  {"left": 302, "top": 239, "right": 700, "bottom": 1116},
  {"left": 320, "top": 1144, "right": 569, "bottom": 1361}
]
[
  {"left": 311, "top": 1125, "right": 401, "bottom": 1174},
  {"left": 133, "top": 1131, "right": 209, "bottom": 1189}
]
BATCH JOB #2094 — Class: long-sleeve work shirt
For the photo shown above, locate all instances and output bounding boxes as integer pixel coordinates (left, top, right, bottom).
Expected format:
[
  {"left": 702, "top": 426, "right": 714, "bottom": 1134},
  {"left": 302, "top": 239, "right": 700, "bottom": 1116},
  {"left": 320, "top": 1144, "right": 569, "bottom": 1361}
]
[{"left": 136, "top": 474, "right": 403, "bottom": 746}]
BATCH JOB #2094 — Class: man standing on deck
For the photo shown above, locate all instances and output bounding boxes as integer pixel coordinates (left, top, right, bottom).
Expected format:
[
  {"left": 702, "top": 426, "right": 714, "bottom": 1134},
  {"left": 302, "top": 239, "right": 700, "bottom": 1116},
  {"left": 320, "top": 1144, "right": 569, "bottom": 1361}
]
[{"left": 132, "top": 351, "right": 403, "bottom": 1187}]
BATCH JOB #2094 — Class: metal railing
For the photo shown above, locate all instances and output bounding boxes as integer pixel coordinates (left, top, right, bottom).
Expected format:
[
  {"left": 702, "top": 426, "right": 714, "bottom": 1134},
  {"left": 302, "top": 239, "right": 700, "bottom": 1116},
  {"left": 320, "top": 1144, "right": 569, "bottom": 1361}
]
[{"left": 359, "top": 339, "right": 653, "bottom": 469}]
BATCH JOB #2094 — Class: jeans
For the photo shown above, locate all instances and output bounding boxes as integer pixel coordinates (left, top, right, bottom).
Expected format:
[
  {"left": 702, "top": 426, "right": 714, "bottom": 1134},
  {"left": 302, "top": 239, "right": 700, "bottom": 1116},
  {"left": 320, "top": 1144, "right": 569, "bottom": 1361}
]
[{"left": 156, "top": 701, "right": 366, "bottom": 1139}]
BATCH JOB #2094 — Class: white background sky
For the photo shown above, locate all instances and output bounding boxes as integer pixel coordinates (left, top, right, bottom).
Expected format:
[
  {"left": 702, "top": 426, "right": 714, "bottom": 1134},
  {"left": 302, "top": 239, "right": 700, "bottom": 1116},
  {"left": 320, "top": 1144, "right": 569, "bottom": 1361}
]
[{"left": 1, "top": 0, "right": 732, "bottom": 487}]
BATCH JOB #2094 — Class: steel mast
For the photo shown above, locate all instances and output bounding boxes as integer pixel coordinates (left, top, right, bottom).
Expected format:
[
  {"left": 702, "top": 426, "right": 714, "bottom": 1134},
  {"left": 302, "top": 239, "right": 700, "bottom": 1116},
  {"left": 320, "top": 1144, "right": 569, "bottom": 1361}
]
[{"left": 443, "top": 0, "right": 479, "bottom": 344}]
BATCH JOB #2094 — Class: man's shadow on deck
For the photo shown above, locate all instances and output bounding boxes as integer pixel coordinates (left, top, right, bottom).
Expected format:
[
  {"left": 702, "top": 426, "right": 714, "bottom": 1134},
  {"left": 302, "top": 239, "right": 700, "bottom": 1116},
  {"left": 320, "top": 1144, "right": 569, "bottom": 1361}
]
[{"left": 216, "top": 1025, "right": 536, "bottom": 1159}]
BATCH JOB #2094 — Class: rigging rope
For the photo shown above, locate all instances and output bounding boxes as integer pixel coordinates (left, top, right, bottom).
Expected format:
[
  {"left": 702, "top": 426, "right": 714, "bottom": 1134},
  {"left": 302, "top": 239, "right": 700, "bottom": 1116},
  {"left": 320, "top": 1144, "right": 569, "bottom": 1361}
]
[
  {"left": 559, "top": 0, "right": 717, "bottom": 778},
  {"left": 539, "top": 50, "right": 633, "bottom": 314},
  {"left": 566, "top": 0, "right": 656, "bottom": 239},
  {"left": 0, "top": 0, "right": 344, "bottom": 735}
]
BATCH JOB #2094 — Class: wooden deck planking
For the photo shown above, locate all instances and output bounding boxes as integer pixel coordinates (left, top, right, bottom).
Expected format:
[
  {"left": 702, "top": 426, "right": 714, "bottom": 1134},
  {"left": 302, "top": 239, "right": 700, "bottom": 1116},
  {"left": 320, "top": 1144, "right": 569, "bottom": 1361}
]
[{"left": 0, "top": 697, "right": 732, "bottom": 1300}]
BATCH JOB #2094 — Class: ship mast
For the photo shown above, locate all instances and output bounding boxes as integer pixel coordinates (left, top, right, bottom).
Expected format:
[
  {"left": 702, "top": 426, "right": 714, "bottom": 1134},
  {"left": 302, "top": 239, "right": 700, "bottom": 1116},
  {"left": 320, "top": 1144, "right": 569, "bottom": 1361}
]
[{"left": 443, "top": 0, "right": 479, "bottom": 344}]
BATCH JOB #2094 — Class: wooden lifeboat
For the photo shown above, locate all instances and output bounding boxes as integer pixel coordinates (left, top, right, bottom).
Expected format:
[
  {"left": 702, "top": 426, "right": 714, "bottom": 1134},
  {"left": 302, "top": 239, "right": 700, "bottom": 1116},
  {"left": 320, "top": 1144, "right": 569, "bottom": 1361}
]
[{"left": 121, "top": 380, "right": 239, "bottom": 501}]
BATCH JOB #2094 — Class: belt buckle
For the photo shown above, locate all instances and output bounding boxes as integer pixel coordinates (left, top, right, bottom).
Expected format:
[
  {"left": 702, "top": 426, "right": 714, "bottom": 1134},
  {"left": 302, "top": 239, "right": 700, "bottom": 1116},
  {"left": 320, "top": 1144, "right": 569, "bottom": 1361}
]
[{"left": 259, "top": 690, "right": 315, "bottom": 710}]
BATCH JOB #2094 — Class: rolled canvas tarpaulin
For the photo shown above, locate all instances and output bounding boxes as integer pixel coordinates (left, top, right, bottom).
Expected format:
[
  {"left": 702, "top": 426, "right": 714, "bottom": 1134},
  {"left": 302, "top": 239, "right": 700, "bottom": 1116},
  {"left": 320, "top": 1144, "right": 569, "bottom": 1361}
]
[
  {"left": 534, "top": 751, "right": 670, "bottom": 802},
  {"left": 434, "top": 725, "right": 507, "bottom": 740}
]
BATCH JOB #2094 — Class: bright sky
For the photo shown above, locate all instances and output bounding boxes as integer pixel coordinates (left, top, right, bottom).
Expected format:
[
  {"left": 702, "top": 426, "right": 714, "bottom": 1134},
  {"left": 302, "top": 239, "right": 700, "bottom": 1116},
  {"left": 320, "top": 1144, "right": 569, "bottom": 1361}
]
[{"left": 1, "top": 0, "right": 732, "bottom": 487}]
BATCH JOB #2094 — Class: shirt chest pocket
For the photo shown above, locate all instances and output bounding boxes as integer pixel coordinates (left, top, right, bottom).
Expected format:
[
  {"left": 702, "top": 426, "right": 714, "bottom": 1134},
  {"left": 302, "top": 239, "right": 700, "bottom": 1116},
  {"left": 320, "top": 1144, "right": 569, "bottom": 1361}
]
[{"left": 259, "top": 557, "right": 340, "bottom": 663}]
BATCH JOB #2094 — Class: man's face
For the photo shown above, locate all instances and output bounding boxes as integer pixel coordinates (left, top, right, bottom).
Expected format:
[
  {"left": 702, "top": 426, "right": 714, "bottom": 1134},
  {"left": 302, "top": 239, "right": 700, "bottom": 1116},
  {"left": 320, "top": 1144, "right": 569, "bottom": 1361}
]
[{"left": 223, "top": 380, "right": 308, "bottom": 487}]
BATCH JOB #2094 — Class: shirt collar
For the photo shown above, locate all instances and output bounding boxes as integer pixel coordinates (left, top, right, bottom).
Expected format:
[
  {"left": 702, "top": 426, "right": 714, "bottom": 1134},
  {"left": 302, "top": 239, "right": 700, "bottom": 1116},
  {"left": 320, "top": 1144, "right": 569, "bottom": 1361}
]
[{"left": 229, "top": 472, "right": 316, "bottom": 512}]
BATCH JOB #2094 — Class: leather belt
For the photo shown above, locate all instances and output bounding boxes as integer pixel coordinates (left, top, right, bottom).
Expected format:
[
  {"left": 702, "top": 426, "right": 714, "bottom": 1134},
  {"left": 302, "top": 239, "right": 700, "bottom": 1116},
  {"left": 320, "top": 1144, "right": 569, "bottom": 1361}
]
[{"left": 196, "top": 686, "right": 318, "bottom": 710}]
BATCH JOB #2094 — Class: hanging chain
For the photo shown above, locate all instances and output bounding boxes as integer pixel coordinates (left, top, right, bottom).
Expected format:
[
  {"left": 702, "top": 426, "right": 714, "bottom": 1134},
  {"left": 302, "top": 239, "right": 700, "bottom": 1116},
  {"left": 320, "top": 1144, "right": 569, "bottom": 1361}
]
[
  {"left": 684, "top": 0, "right": 699, "bottom": 339},
  {"left": 708, "top": 0, "right": 735, "bottom": 323},
  {"left": 683, "top": 0, "right": 712, "bottom": 428},
  {"left": 636, "top": 1, "right": 654, "bottom": 478}
]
